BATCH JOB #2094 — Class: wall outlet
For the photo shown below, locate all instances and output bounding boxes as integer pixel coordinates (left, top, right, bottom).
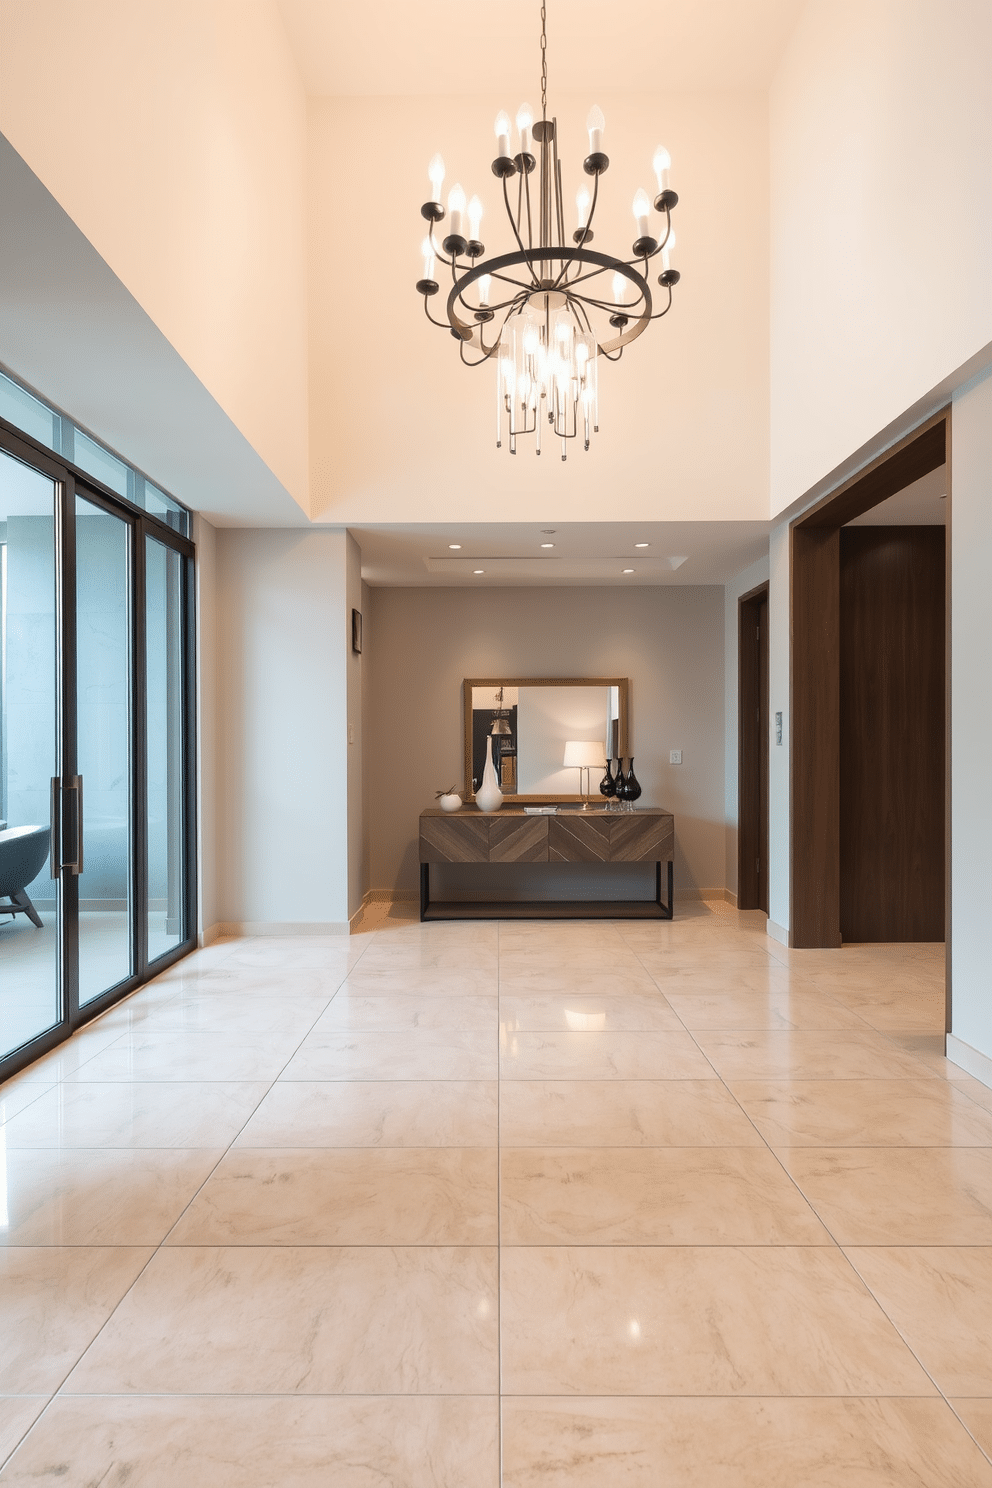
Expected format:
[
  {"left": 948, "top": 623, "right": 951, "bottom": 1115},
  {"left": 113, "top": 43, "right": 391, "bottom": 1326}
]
[{"left": 670, "top": 749, "right": 682, "bottom": 765}]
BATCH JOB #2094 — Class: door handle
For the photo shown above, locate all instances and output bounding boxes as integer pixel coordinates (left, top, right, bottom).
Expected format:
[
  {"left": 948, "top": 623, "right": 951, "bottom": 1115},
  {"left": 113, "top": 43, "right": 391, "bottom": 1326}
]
[{"left": 49, "top": 775, "right": 84, "bottom": 877}]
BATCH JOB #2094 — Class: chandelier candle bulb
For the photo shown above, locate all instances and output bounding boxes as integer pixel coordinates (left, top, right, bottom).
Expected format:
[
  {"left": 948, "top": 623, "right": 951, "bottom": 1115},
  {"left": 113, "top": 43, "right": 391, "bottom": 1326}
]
[
  {"left": 468, "top": 195, "right": 484, "bottom": 241},
  {"left": 421, "top": 237, "right": 435, "bottom": 281},
  {"left": 478, "top": 274, "right": 491, "bottom": 307},
  {"left": 613, "top": 271, "right": 626, "bottom": 304},
  {"left": 633, "top": 190, "right": 651, "bottom": 238},
  {"left": 653, "top": 145, "right": 671, "bottom": 192},
  {"left": 447, "top": 183, "right": 466, "bottom": 239},
  {"left": 516, "top": 103, "right": 534, "bottom": 157},
  {"left": 662, "top": 228, "right": 676, "bottom": 272},
  {"left": 587, "top": 104, "right": 605, "bottom": 154},
  {"left": 494, "top": 111, "right": 511, "bottom": 160}
]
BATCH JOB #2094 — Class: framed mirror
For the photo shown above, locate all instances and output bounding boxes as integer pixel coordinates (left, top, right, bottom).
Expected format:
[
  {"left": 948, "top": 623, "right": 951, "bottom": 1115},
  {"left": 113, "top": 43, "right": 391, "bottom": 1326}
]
[{"left": 464, "top": 677, "right": 629, "bottom": 802}]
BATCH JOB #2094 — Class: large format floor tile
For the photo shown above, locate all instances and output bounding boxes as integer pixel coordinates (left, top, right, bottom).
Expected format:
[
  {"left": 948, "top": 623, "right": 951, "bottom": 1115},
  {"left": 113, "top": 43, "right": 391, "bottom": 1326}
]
[
  {"left": 846, "top": 1247, "right": 992, "bottom": 1394},
  {"left": 0, "top": 1149, "right": 222, "bottom": 1246},
  {"left": 498, "top": 1079, "right": 762, "bottom": 1147},
  {"left": 500, "top": 1030, "right": 716, "bottom": 1080},
  {"left": 500, "top": 1148, "right": 829, "bottom": 1244},
  {"left": 168, "top": 1147, "right": 498, "bottom": 1245},
  {"left": 0, "top": 1081, "right": 269, "bottom": 1149},
  {"left": 64, "top": 1246, "right": 499, "bottom": 1395},
  {"left": 500, "top": 1246, "right": 933, "bottom": 1396},
  {"left": 779, "top": 1148, "right": 992, "bottom": 1244},
  {"left": 235, "top": 1079, "right": 498, "bottom": 1147},
  {"left": 501, "top": 1396, "right": 992, "bottom": 1487},
  {"left": 0, "top": 1395, "right": 500, "bottom": 1488},
  {"left": 0, "top": 1248, "right": 152, "bottom": 1392},
  {"left": 729, "top": 1078, "right": 992, "bottom": 1147},
  {"left": 281, "top": 1029, "right": 497, "bottom": 1081}
]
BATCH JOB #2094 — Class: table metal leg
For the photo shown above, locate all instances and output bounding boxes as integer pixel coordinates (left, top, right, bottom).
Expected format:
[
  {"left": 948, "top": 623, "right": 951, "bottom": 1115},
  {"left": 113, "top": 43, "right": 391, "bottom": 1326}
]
[{"left": 420, "top": 863, "right": 430, "bottom": 921}]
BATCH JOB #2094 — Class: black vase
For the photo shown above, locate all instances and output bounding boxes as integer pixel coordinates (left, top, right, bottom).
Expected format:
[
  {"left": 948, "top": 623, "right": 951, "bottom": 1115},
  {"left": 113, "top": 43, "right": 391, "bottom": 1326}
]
[
  {"left": 598, "top": 759, "right": 617, "bottom": 798},
  {"left": 618, "top": 757, "right": 642, "bottom": 805},
  {"left": 614, "top": 758, "right": 627, "bottom": 801}
]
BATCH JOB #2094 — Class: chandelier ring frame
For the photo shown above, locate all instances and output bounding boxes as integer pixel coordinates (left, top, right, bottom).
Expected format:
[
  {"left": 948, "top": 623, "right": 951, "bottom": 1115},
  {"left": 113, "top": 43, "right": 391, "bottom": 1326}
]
[{"left": 442, "top": 247, "right": 653, "bottom": 359}]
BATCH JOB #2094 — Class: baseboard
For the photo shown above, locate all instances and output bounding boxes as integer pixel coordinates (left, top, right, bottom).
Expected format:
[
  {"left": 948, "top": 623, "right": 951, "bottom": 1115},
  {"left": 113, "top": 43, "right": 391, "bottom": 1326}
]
[
  {"left": 766, "top": 918, "right": 790, "bottom": 947},
  {"left": 198, "top": 923, "right": 222, "bottom": 949},
  {"left": 214, "top": 920, "right": 351, "bottom": 937},
  {"left": 945, "top": 1033, "right": 992, "bottom": 1091}
]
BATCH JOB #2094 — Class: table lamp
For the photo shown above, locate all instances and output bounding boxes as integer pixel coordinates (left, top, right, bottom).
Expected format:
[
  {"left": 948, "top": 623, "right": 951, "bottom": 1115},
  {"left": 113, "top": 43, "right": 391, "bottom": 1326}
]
[{"left": 563, "top": 740, "right": 608, "bottom": 809}]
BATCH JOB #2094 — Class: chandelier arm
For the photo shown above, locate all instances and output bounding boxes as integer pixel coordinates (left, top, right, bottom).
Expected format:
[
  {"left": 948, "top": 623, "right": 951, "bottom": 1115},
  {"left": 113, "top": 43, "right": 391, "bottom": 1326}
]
[
  {"left": 422, "top": 297, "right": 452, "bottom": 330},
  {"left": 647, "top": 284, "right": 675, "bottom": 320},
  {"left": 503, "top": 175, "right": 539, "bottom": 283},
  {"left": 601, "top": 345, "right": 624, "bottom": 362},
  {"left": 458, "top": 339, "right": 494, "bottom": 368}
]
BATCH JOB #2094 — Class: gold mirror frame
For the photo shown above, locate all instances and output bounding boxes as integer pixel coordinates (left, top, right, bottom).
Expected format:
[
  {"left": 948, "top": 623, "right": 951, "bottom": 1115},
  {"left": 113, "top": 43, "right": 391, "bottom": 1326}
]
[{"left": 463, "top": 677, "right": 630, "bottom": 803}]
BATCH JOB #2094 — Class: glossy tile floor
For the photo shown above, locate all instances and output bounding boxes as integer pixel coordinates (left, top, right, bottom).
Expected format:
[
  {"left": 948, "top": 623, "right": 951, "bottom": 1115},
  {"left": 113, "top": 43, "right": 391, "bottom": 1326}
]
[{"left": 2, "top": 902, "right": 992, "bottom": 1483}]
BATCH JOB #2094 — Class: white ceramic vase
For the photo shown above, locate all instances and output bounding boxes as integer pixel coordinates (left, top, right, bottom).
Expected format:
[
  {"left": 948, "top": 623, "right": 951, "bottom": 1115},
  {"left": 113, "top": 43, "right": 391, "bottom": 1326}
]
[
  {"left": 438, "top": 792, "right": 462, "bottom": 812},
  {"left": 475, "top": 741, "right": 504, "bottom": 812}
]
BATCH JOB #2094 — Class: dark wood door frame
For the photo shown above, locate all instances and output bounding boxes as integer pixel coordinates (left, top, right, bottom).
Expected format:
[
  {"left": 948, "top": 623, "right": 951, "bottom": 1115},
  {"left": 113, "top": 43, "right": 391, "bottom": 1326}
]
[
  {"left": 738, "top": 582, "right": 769, "bottom": 911},
  {"left": 789, "top": 408, "right": 950, "bottom": 998}
]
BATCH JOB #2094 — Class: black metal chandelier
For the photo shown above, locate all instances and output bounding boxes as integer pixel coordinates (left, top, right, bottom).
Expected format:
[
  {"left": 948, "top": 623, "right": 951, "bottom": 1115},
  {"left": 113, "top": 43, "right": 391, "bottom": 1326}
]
[{"left": 416, "top": 2, "right": 681, "bottom": 459}]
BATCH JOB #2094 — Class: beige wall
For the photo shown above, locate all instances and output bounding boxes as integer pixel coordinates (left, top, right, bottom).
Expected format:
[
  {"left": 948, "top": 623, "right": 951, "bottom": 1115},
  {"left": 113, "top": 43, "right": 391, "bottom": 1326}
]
[
  {"left": 0, "top": 0, "right": 310, "bottom": 512},
  {"left": 215, "top": 529, "right": 350, "bottom": 929},
  {"left": 769, "top": 0, "right": 992, "bottom": 515},
  {"left": 308, "top": 89, "right": 769, "bottom": 524},
  {"left": 366, "top": 585, "right": 726, "bottom": 896}
]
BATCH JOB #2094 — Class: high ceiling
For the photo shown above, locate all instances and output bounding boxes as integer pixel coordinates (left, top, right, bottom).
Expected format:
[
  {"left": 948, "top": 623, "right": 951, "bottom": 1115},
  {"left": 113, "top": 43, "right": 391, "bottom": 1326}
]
[{"left": 276, "top": 0, "right": 806, "bottom": 97}]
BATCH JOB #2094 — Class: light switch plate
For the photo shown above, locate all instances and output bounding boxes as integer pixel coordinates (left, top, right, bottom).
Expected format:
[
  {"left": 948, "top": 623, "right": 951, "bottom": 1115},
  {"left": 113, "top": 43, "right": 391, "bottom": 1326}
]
[{"left": 670, "top": 749, "right": 682, "bottom": 765}]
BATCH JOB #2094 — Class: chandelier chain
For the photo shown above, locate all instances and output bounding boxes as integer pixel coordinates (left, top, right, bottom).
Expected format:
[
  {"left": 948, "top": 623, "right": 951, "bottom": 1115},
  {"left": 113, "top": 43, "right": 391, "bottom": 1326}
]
[{"left": 540, "top": 1, "right": 548, "bottom": 121}]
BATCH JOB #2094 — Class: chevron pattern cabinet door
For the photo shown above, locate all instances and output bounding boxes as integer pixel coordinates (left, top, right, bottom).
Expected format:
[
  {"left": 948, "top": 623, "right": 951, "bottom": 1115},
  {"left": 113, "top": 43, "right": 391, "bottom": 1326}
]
[
  {"left": 420, "top": 814, "right": 490, "bottom": 863},
  {"left": 489, "top": 816, "right": 549, "bottom": 862},
  {"left": 548, "top": 815, "right": 612, "bottom": 863},
  {"left": 609, "top": 813, "right": 675, "bottom": 862}
]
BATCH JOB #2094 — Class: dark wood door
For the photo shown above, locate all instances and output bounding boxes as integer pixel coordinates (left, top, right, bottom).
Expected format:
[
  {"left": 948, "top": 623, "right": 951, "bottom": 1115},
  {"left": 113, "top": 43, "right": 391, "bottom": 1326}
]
[
  {"left": 840, "top": 526, "right": 945, "bottom": 942},
  {"left": 738, "top": 586, "right": 769, "bottom": 913}
]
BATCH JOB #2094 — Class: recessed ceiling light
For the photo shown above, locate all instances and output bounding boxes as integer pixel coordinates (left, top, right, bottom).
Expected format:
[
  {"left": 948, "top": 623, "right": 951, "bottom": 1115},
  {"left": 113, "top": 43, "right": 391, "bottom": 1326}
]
[
  {"left": 622, "top": 568, "right": 635, "bottom": 574},
  {"left": 474, "top": 569, "right": 485, "bottom": 575},
  {"left": 634, "top": 542, "right": 649, "bottom": 548},
  {"left": 448, "top": 543, "right": 462, "bottom": 549},
  {"left": 540, "top": 542, "right": 555, "bottom": 548}
]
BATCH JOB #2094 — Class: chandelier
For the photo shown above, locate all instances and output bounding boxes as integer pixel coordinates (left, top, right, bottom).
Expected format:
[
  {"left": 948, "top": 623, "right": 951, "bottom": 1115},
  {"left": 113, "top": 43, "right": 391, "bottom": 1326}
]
[{"left": 415, "top": 2, "right": 680, "bottom": 459}]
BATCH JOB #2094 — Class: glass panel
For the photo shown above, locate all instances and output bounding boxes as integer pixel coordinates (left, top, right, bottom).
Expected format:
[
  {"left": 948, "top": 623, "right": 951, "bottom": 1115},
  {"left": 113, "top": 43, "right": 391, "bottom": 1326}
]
[
  {"left": 0, "top": 449, "right": 60, "bottom": 1060},
  {"left": 73, "top": 431, "right": 129, "bottom": 499},
  {"left": 0, "top": 371, "right": 57, "bottom": 451},
  {"left": 76, "top": 496, "right": 131, "bottom": 1004},
  {"left": 142, "top": 481, "right": 189, "bottom": 537},
  {"left": 145, "top": 537, "right": 184, "bottom": 960}
]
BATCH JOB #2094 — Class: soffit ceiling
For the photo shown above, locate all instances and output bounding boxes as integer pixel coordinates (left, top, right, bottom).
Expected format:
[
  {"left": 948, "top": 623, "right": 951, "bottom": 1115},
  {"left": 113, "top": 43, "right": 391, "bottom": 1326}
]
[
  {"left": 275, "top": 0, "right": 806, "bottom": 97},
  {"left": 845, "top": 465, "right": 947, "bottom": 526},
  {"left": 347, "top": 519, "right": 771, "bottom": 586}
]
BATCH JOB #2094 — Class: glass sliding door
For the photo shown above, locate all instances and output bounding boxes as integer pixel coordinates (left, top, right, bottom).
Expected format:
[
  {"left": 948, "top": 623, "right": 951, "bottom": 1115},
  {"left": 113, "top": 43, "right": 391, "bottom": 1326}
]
[
  {"left": 0, "top": 395, "right": 196, "bottom": 1086},
  {"left": 145, "top": 536, "right": 186, "bottom": 961},
  {"left": 75, "top": 494, "right": 133, "bottom": 1005},
  {"left": 0, "top": 449, "right": 60, "bottom": 1062}
]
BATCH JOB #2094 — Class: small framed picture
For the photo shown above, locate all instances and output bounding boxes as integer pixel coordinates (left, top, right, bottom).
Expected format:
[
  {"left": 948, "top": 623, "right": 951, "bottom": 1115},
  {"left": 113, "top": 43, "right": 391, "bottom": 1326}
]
[{"left": 351, "top": 608, "right": 363, "bottom": 654}]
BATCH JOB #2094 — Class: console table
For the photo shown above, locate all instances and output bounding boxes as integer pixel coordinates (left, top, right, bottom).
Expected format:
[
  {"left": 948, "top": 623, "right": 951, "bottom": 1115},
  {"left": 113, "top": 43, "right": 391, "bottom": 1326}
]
[{"left": 418, "top": 806, "right": 675, "bottom": 921}]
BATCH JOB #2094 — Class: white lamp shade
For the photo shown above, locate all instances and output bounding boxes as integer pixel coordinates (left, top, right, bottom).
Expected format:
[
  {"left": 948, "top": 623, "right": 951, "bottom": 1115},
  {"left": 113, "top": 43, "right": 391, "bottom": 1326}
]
[{"left": 563, "top": 740, "right": 607, "bottom": 768}]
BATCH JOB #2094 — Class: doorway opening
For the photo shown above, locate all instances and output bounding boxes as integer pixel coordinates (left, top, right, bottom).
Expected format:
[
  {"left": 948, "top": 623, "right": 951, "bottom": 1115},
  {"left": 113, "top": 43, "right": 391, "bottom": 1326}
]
[
  {"left": 790, "top": 410, "right": 949, "bottom": 1015},
  {"left": 738, "top": 583, "right": 769, "bottom": 913}
]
